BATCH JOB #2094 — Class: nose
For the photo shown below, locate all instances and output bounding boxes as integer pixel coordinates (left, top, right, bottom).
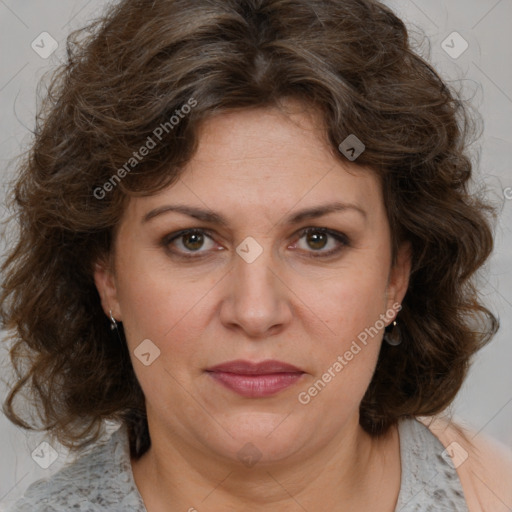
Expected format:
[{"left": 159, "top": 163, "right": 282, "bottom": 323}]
[{"left": 219, "top": 244, "right": 293, "bottom": 338}]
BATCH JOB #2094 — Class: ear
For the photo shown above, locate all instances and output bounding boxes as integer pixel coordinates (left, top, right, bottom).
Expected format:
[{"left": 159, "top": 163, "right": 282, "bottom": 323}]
[
  {"left": 93, "top": 257, "right": 122, "bottom": 321},
  {"left": 385, "top": 241, "right": 412, "bottom": 320}
]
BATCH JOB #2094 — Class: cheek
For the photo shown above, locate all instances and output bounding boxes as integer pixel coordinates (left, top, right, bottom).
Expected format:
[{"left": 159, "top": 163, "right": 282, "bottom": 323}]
[
  {"left": 114, "top": 249, "right": 192, "bottom": 341},
  {"left": 114, "top": 253, "right": 225, "bottom": 368},
  {"left": 309, "top": 265, "right": 389, "bottom": 341},
  {"left": 114, "top": 229, "right": 391, "bottom": 364},
  {"left": 297, "top": 276, "right": 387, "bottom": 408}
]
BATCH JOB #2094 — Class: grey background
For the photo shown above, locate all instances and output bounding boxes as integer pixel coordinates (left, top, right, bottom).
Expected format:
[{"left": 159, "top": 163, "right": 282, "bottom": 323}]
[{"left": 0, "top": 0, "right": 511, "bottom": 508}]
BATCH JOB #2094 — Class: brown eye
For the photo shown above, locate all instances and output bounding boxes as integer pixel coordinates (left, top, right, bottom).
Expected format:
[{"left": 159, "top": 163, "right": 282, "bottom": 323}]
[
  {"left": 163, "top": 229, "right": 218, "bottom": 257},
  {"left": 181, "top": 232, "right": 205, "bottom": 251},
  {"left": 294, "top": 227, "right": 349, "bottom": 258},
  {"left": 305, "top": 231, "right": 328, "bottom": 250}
]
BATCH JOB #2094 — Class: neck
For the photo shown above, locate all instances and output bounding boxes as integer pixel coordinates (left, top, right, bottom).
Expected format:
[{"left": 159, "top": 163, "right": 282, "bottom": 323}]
[{"left": 131, "top": 417, "right": 400, "bottom": 512}]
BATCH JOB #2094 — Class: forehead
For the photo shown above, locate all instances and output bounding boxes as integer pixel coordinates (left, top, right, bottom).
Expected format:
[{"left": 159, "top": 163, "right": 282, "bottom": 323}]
[
  {"left": 190, "top": 100, "right": 354, "bottom": 178},
  {"left": 122, "top": 101, "right": 383, "bottom": 225}
]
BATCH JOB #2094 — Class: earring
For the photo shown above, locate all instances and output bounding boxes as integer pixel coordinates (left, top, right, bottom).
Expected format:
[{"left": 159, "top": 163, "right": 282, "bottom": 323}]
[
  {"left": 384, "top": 320, "right": 401, "bottom": 346},
  {"left": 109, "top": 309, "right": 118, "bottom": 331}
]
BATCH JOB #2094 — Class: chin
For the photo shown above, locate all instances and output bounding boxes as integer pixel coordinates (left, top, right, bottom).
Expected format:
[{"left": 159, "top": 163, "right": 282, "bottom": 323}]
[{"left": 201, "top": 411, "right": 311, "bottom": 466}]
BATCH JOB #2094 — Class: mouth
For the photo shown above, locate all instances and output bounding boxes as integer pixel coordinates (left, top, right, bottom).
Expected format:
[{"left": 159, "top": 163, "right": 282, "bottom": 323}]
[{"left": 205, "top": 359, "right": 305, "bottom": 398}]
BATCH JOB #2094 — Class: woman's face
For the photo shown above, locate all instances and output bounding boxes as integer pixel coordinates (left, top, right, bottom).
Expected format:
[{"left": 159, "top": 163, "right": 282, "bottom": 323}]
[{"left": 95, "top": 99, "right": 410, "bottom": 466}]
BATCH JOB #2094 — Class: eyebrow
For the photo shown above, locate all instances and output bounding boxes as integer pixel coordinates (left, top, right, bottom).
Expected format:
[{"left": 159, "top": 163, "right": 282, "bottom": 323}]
[{"left": 142, "top": 201, "right": 367, "bottom": 226}]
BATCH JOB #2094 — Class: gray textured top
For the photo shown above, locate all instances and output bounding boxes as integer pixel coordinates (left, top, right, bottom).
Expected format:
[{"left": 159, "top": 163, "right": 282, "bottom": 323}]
[{"left": 6, "top": 417, "right": 469, "bottom": 511}]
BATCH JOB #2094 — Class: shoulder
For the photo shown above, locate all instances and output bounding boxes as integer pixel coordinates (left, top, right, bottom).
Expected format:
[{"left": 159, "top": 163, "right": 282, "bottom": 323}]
[
  {"left": 3, "top": 426, "right": 136, "bottom": 512},
  {"left": 3, "top": 457, "right": 104, "bottom": 512},
  {"left": 418, "top": 415, "right": 512, "bottom": 512}
]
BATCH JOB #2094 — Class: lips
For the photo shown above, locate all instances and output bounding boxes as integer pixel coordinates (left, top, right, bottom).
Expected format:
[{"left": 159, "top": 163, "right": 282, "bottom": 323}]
[
  {"left": 205, "top": 359, "right": 305, "bottom": 398},
  {"left": 207, "top": 359, "right": 304, "bottom": 374}
]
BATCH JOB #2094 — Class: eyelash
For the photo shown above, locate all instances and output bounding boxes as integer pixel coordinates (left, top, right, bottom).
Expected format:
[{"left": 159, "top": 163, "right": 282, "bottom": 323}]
[{"left": 161, "top": 227, "right": 350, "bottom": 260}]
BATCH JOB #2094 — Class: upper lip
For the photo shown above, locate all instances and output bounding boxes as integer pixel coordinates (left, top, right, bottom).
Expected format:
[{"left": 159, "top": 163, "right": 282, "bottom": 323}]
[{"left": 206, "top": 359, "right": 304, "bottom": 375}]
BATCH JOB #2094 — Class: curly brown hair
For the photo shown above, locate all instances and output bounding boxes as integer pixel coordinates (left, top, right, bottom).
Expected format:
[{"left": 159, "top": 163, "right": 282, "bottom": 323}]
[{"left": 1, "top": 0, "right": 498, "bottom": 459}]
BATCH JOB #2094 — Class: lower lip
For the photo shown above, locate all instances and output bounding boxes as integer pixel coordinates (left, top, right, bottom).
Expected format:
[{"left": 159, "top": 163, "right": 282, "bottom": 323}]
[{"left": 207, "top": 371, "right": 304, "bottom": 398}]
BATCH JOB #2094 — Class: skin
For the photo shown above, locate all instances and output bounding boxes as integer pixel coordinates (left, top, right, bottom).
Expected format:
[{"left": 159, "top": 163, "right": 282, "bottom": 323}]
[{"left": 94, "top": 98, "right": 411, "bottom": 512}]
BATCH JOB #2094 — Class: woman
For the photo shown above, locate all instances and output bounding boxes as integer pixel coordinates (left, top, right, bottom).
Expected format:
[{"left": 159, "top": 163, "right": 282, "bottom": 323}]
[{"left": 1, "top": 0, "right": 511, "bottom": 510}]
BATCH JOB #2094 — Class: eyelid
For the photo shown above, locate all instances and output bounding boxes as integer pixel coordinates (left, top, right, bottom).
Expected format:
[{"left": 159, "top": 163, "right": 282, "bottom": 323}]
[
  {"left": 161, "top": 228, "right": 219, "bottom": 254},
  {"left": 161, "top": 226, "right": 349, "bottom": 258},
  {"left": 296, "top": 226, "right": 349, "bottom": 244},
  {"left": 291, "top": 227, "right": 350, "bottom": 257}
]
